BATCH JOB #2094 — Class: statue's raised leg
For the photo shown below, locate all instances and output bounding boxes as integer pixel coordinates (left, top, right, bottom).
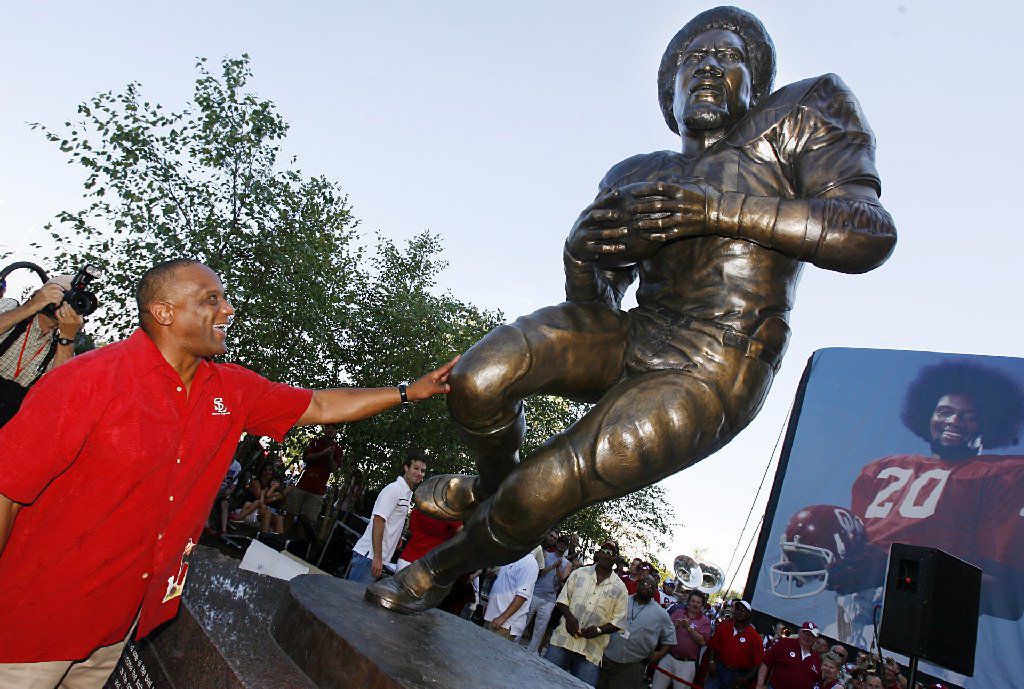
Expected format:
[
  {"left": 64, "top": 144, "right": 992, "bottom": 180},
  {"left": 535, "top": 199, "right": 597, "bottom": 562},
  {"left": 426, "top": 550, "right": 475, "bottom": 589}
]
[
  {"left": 368, "top": 346, "right": 775, "bottom": 612},
  {"left": 414, "top": 301, "right": 630, "bottom": 522}
]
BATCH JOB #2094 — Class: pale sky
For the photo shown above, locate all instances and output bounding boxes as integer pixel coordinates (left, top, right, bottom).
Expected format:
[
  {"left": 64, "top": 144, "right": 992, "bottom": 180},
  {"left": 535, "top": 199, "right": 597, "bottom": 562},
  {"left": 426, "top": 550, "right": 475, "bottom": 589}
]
[{"left": 3, "top": 1, "right": 1023, "bottom": 590}]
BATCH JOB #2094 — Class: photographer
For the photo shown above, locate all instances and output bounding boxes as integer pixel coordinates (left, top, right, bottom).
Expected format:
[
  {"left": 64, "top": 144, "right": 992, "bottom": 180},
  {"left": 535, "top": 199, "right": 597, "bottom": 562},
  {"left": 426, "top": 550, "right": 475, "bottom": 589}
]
[{"left": 0, "top": 276, "right": 84, "bottom": 426}]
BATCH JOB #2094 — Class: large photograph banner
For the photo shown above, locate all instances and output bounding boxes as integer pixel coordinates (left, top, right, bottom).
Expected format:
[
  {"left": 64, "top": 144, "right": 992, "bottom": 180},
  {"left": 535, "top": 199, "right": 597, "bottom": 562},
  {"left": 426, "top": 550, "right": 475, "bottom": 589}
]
[{"left": 746, "top": 348, "right": 1024, "bottom": 688}]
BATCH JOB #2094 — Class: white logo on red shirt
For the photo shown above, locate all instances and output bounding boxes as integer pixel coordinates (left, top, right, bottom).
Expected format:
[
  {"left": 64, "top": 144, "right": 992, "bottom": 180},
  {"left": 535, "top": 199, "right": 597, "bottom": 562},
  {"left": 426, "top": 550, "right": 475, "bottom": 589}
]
[
  {"left": 162, "top": 538, "right": 195, "bottom": 603},
  {"left": 789, "top": 651, "right": 796, "bottom": 657},
  {"left": 212, "top": 397, "right": 230, "bottom": 416}
]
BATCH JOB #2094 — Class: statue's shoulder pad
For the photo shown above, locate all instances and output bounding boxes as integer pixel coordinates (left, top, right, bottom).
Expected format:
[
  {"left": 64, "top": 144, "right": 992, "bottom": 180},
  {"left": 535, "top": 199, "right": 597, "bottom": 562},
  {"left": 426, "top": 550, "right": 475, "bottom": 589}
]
[
  {"left": 761, "top": 73, "right": 855, "bottom": 109},
  {"left": 599, "top": 151, "right": 678, "bottom": 190},
  {"left": 728, "top": 73, "right": 872, "bottom": 145}
]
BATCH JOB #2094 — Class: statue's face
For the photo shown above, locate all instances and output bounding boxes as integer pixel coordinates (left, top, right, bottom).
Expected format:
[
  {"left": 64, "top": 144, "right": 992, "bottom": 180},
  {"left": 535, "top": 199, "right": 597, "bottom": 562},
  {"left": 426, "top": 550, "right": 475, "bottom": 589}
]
[{"left": 672, "top": 29, "right": 752, "bottom": 133}]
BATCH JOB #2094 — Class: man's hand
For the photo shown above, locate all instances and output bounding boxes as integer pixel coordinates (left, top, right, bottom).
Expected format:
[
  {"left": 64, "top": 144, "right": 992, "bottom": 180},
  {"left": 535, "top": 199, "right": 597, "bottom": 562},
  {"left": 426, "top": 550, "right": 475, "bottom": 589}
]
[
  {"left": 54, "top": 303, "right": 85, "bottom": 339},
  {"left": 564, "top": 612, "right": 581, "bottom": 637},
  {"left": 371, "top": 554, "right": 384, "bottom": 579},
  {"left": 651, "top": 643, "right": 673, "bottom": 664},
  {"left": 580, "top": 625, "right": 602, "bottom": 639},
  {"left": 26, "top": 283, "right": 66, "bottom": 314},
  {"left": 406, "top": 356, "right": 459, "bottom": 401},
  {"left": 623, "top": 180, "right": 719, "bottom": 243},
  {"left": 542, "top": 555, "right": 564, "bottom": 574}
]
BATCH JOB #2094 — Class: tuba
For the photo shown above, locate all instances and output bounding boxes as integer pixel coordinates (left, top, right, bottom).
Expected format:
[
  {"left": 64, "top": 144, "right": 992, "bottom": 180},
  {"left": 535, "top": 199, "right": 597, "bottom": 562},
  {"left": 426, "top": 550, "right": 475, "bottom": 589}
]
[
  {"left": 673, "top": 554, "right": 725, "bottom": 595},
  {"left": 698, "top": 562, "right": 725, "bottom": 595}
]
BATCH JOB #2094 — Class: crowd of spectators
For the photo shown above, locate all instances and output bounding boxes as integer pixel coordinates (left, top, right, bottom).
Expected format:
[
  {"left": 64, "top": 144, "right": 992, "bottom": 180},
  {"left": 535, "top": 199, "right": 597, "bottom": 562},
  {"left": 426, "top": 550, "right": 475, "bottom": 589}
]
[
  {"left": 202, "top": 425, "right": 364, "bottom": 549},
  {"left": 203, "top": 435, "right": 948, "bottom": 689}
]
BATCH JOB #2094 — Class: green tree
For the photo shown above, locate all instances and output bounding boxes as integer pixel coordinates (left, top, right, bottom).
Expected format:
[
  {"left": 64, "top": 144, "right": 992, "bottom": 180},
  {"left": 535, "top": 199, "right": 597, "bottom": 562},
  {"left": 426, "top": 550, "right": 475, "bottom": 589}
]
[
  {"left": 334, "top": 231, "right": 501, "bottom": 487},
  {"left": 32, "top": 55, "right": 361, "bottom": 387}
]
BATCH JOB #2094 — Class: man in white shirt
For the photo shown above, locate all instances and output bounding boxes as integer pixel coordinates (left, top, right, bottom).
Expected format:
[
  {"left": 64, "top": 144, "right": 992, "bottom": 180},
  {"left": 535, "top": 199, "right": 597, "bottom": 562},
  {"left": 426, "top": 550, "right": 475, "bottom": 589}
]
[
  {"left": 484, "top": 551, "right": 540, "bottom": 639},
  {"left": 347, "top": 455, "right": 426, "bottom": 584},
  {"left": 520, "top": 533, "right": 572, "bottom": 652}
]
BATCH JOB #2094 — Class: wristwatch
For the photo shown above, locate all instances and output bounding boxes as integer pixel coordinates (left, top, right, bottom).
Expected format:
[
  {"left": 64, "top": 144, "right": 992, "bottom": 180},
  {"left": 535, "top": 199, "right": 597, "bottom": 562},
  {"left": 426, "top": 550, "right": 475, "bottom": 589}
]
[
  {"left": 57, "top": 336, "right": 75, "bottom": 346},
  {"left": 398, "top": 383, "right": 409, "bottom": 404}
]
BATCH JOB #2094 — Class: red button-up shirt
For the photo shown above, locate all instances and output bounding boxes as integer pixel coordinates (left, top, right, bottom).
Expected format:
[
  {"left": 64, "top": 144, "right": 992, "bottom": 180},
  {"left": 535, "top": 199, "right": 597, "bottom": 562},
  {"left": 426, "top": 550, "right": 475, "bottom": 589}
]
[
  {"left": 0, "top": 330, "right": 312, "bottom": 662},
  {"left": 709, "top": 618, "right": 763, "bottom": 670},
  {"left": 763, "top": 637, "right": 821, "bottom": 689}
]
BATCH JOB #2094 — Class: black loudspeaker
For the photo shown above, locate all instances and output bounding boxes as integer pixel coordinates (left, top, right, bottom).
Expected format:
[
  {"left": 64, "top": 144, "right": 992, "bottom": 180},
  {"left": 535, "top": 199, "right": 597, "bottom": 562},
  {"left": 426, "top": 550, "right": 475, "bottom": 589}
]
[{"left": 878, "top": 543, "right": 981, "bottom": 676}]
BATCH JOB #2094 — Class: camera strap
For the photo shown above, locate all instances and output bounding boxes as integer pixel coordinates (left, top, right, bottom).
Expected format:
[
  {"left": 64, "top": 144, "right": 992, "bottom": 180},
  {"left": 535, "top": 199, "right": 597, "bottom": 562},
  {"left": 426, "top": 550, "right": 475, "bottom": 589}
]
[
  {"left": 0, "top": 315, "right": 58, "bottom": 387},
  {"left": 0, "top": 316, "right": 32, "bottom": 355},
  {"left": 32, "top": 339, "right": 58, "bottom": 382}
]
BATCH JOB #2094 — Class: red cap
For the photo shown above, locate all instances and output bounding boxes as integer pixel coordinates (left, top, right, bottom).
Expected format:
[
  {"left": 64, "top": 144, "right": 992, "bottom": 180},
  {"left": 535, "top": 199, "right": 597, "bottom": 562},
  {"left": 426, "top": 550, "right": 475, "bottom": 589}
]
[{"left": 800, "top": 621, "right": 820, "bottom": 637}]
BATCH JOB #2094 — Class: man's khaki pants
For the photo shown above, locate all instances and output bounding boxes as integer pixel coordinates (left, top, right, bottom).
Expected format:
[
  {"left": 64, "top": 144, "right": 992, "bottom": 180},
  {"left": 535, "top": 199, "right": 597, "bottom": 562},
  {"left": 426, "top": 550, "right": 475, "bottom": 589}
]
[
  {"left": 0, "top": 640, "right": 127, "bottom": 689},
  {"left": 0, "top": 615, "right": 137, "bottom": 689}
]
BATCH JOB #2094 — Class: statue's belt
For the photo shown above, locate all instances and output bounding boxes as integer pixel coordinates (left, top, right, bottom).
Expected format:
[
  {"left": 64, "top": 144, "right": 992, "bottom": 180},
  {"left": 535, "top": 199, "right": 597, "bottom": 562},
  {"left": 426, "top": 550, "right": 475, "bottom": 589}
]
[{"left": 642, "top": 307, "right": 783, "bottom": 372}]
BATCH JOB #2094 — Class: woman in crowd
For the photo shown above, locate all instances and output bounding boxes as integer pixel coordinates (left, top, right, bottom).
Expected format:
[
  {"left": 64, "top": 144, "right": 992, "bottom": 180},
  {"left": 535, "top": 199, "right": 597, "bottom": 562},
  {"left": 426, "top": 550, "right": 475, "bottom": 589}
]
[
  {"left": 818, "top": 652, "right": 844, "bottom": 689},
  {"left": 233, "top": 460, "right": 287, "bottom": 533}
]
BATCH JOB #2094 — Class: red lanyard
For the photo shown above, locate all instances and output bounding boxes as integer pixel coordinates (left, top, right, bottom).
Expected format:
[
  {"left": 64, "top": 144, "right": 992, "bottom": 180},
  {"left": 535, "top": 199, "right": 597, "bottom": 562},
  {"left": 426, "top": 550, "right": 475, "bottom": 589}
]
[{"left": 13, "top": 318, "right": 52, "bottom": 379}]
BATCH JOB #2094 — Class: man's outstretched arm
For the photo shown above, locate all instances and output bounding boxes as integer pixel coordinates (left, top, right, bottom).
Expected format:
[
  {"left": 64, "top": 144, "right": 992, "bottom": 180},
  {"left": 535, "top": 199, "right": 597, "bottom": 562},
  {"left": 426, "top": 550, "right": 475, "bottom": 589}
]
[
  {"left": 296, "top": 356, "right": 458, "bottom": 426},
  {"left": 0, "top": 493, "right": 23, "bottom": 557}
]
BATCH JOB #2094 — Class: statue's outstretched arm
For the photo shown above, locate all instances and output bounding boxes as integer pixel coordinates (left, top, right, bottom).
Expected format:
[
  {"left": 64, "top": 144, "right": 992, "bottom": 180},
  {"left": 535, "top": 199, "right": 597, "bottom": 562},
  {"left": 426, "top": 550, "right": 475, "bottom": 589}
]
[
  {"left": 625, "top": 181, "right": 897, "bottom": 274},
  {"left": 706, "top": 183, "right": 896, "bottom": 274}
]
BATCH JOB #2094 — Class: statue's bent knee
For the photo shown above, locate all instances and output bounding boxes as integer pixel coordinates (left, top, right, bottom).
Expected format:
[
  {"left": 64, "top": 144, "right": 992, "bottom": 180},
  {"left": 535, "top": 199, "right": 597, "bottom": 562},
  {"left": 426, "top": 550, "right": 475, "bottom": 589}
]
[{"left": 449, "top": 324, "right": 532, "bottom": 427}]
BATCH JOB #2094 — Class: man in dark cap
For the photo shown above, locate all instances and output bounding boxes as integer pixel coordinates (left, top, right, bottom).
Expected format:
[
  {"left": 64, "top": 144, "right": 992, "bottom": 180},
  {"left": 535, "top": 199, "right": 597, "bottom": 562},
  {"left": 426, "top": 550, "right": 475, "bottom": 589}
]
[{"left": 368, "top": 6, "right": 896, "bottom": 613}]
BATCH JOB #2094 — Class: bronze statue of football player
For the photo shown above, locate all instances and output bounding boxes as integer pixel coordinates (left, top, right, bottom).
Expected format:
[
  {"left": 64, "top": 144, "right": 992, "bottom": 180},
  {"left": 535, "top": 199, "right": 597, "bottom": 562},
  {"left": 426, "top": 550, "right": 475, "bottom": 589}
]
[{"left": 367, "top": 5, "right": 897, "bottom": 613}]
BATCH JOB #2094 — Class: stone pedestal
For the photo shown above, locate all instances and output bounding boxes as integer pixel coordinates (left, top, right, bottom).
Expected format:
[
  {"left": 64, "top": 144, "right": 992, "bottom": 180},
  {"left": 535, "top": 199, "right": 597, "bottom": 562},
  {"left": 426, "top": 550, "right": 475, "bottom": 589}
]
[
  {"left": 272, "top": 573, "right": 589, "bottom": 689},
  {"left": 129, "top": 546, "right": 316, "bottom": 689},
  {"left": 130, "top": 546, "right": 588, "bottom": 689}
]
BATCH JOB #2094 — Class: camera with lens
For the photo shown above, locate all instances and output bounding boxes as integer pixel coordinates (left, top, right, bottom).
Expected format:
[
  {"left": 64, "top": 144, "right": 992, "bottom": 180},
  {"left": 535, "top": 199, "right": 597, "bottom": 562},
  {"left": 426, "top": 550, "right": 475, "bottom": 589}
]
[{"left": 41, "top": 264, "right": 102, "bottom": 317}]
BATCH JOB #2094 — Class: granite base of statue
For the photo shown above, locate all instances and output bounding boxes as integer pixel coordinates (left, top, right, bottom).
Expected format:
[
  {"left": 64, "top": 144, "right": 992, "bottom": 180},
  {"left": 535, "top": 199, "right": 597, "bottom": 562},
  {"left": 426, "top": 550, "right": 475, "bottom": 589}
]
[{"left": 106, "top": 546, "right": 587, "bottom": 688}]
